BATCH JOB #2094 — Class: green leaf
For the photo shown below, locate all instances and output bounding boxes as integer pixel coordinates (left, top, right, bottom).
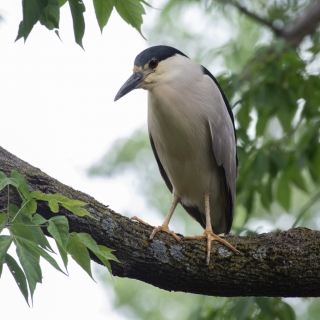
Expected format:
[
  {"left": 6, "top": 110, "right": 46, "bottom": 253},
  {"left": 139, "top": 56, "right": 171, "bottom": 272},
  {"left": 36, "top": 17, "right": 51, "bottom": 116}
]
[
  {"left": 47, "top": 216, "right": 69, "bottom": 249},
  {"left": 289, "top": 167, "right": 308, "bottom": 192},
  {"left": 61, "top": 203, "right": 92, "bottom": 218},
  {"left": 28, "top": 225, "right": 53, "bottom": 252},
  {"left": 93, "top": 0, "right": 114, "bottom": 33},
  {"left": 39, "top": 0, "right": 60, "bottom": 30},
  {"left": 140, "top": 0, "right": 153, "bottom": 8},
  {"left": 30, "top": 191, "right": 91, "bottom": 217},
  {"left": 22, "top": 199, "right": 37, "bottom": 215},
  {"left": 75, "top": 233, "right": 100, "bottom": 253},
  {"left": 256, "top": 113, "right": 269, "bottom": 136},
  {"left": 97, "top": 245, "right": 119, "bottom": 262},
  {"left": 277, "top": 174, "right": 291, "bottom": 211},
  {"left": 0, "top": 171, "right": 19, "bottom": 190},
  {"left": 93, "top": 250, "right": 112, "bottom": 273},
  {"left": 30, "top": 190, "right": 45, "bottom": 200},
  {"left": 73, "top": 232, "right": 118, "bottom": 273},
  {"left": 5, "top": 253, "right": 29, "bottom": 306},
  {"left": 16, "top": 243, "right": 42, "bottom": 301},
  {"left": 0, "top": 235, "right": 13, "bottom": 264},
  {"left": 10, "top": 222, "right": 38, "bottom": 245},
  {"left": 8, "top": 204, "right": 21, "bottom": 220},
  {"left": 15, "top": 21, "right": 24, "bottom": 42},
  {"left": 67, "top": 234, "right": 93, "bottom": 279},
  {"left": 30, "top": 191, "right": 87, "bottom": 206},
  {"left": 91, "top": 244, "right": 119, "bottom": 274},
  {"left": 93, "top": 245, "right": 119, "bottom": 273},
  {"left": 0, "top": 214, "right": 7, "bottom": 234},
  {"left": 56, "top": 240, "right": 68, "bottom": 270},
  {"left": 48, "top": 200, "right": 59, "bottom": 213},
  {"left": 16, "top": 0, "right": 47, "bottom": 42},
  {"left": 32, "top": 214, "right": 47, "bottom": 225},
  {"left": 11, "top": 171, "right": 31, "bottom": 199},
  {"left": 114, "top": 0, "right": 145, "bottom": 38},
  {"left": 58, "top": 0, "right": 67, "bottom": 7},
  {"left": 21, "top": 238, "right": 65, "bottom": 275},
  {"left": 68, "top": 0, "right": 86, "bottom": 48}
]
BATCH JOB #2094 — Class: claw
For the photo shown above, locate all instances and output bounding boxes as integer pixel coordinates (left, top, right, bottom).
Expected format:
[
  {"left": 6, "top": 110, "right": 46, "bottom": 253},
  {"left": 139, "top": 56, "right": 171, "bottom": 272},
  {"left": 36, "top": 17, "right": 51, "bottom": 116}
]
[{"left": 184, "top": 230, "right": 239, "bottom": 264}]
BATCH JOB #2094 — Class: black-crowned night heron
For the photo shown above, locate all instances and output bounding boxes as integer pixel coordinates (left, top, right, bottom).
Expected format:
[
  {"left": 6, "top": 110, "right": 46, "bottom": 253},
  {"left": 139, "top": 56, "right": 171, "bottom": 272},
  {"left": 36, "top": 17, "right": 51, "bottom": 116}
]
[{"left": 114, "top": 45, "right": 239, "bottom": 264}]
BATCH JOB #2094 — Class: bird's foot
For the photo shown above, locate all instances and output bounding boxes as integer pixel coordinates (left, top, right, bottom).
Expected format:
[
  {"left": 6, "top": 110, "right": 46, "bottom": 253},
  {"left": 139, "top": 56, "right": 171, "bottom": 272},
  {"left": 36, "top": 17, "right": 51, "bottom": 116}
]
[
  {"left": 150, "top": 225, "right": 182, "bottom": 243},
  {"left": 131, "top": 216, "right": 153, "bottom": 227},
  {"left": 131, "top": 216, "right": 181, "bottom": 243},
  {"left": 184, "top": 230, "right": 239, "bottom": 265}
]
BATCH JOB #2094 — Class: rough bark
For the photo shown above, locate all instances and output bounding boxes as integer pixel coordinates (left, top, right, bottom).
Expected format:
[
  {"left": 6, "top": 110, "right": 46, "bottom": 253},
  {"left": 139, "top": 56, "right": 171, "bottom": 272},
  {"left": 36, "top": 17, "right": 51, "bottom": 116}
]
[{"left": 1, "top": 146, "right": 320, "bottom": 297}]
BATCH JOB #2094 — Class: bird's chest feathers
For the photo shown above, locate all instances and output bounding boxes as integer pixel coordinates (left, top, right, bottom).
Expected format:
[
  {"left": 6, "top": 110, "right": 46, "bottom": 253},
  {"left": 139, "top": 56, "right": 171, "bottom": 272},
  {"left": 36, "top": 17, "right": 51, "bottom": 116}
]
[{"left": 148, "top": 86, "right": 207, "bottom": 162}]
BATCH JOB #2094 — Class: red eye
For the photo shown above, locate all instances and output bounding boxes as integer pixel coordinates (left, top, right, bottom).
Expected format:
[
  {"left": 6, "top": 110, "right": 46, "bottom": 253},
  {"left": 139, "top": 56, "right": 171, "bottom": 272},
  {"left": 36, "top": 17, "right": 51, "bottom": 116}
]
[{"left": 149, "top": 59, "right": 158, "bottom": 69}]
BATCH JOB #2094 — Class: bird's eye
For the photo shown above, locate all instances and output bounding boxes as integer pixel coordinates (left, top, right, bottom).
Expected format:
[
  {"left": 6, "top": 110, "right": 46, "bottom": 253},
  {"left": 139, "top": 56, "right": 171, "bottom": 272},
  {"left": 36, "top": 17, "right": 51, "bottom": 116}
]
[{"left": 149, "top": 59, "right": 158, "bottom": 69}]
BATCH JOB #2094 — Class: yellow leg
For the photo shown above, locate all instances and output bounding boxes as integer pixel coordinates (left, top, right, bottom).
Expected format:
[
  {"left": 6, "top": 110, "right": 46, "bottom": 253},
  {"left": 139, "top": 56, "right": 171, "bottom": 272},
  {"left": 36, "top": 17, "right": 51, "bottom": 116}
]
[
  {"left": 184, "top": 193, "right": 239, "bottom": 264},
  {"left": 132, "top": 194, "right": 181, "bottom": 242}
]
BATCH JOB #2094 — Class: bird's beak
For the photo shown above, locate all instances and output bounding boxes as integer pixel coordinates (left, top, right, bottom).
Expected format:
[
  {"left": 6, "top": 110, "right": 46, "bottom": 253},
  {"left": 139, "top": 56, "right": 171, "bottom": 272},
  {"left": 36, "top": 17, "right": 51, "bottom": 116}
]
[{"left": 114, "top": 72, "right": 143, "bottom": 101}]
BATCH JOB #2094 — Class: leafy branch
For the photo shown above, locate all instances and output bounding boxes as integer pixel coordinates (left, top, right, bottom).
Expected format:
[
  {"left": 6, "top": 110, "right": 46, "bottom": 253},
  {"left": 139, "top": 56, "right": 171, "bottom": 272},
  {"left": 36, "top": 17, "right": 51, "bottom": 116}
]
[
  {"left": 221, "top": 0, "right": 320, "bottom": 47},
  {"left": 0, "top": 170, "right": 118, "bottom": 305},
  {"left": 16, "top": 0, "right": 148, "bottom": 48}
]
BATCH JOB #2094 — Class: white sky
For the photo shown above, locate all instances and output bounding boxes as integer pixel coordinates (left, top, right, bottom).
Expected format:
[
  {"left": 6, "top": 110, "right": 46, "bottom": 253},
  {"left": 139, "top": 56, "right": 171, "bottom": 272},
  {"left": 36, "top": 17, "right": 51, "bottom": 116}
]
[{"left": 0, "top": 1, "right": 154, "bottom": 319}]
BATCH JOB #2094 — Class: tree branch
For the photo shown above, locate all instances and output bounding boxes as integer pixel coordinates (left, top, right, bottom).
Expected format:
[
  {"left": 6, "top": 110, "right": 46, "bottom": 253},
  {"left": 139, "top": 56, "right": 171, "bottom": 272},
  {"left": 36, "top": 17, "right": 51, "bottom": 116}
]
[
  {"left": 280, "top": 0, "right": 320, "bottom": 47},
  {"left": 222, "top": 0, "right": 320, "bottom": 47},
  {"left": 1, "top": 146, "right": 320, "bottom": 297}
]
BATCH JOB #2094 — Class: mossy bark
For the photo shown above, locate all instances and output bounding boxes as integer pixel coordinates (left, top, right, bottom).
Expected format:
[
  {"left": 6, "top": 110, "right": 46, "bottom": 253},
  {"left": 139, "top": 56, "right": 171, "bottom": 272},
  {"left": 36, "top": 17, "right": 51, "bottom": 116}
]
[{"left": 1, "top": 146, "right": 320, "bottom": 297}]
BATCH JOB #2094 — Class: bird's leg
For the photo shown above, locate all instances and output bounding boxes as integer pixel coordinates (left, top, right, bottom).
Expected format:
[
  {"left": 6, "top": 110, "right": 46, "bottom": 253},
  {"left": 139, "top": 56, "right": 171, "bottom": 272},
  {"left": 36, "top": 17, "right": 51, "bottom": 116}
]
[
  {"left": 148, "top": 193, "right": 182, "bottom": 242},
  {"left": 184, "top": 193, "right": 239, "bottom": 264}
]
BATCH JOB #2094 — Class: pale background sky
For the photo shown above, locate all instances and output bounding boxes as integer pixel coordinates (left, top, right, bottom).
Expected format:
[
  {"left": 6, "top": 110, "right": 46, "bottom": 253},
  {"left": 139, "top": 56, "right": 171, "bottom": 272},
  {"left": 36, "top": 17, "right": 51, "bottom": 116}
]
[{"left": 0, "top": 1, "right": 156, "bottom": 319}]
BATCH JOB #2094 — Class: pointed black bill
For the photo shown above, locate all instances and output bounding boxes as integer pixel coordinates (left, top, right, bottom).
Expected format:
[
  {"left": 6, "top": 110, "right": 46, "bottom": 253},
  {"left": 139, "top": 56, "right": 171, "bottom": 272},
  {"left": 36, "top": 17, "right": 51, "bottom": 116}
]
[{"left": 114, "top": 72, "right": 143, "bottom": 101}]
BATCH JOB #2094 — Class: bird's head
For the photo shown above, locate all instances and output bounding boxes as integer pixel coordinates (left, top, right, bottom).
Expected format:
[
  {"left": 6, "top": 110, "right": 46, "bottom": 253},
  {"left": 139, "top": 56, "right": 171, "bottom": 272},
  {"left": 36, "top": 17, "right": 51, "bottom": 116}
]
[{"left": 114, "top": 45, "right": 188, "bottom": 101}]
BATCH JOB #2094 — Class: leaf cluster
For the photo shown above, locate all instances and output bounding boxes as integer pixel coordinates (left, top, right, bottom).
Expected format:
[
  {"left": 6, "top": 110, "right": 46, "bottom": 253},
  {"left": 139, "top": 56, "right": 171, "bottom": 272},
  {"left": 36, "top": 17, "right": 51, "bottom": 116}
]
[
  {"left": 16, "top": 0, "right": 148, "bottom": 48},
  {"left": 0, "top": 170, "right": 118, "bottom": 305},
  {"left": 218, "top": 43, "right": 320, "bottom": 217}
]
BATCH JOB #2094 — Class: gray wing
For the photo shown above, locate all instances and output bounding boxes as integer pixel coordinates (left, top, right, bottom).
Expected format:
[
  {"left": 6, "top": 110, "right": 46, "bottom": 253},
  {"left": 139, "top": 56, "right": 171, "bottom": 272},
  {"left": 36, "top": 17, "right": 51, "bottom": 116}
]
[
  {"left": 207, "top": 93, "right": 237, "bottom": 234},
  {"left": 149, "top": 133, "right": 206, "bottom": 229}
]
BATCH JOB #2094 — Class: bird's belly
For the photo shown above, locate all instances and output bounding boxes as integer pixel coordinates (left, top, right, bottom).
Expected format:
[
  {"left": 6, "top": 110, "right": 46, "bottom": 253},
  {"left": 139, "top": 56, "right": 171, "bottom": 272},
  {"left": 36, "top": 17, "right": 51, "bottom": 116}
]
[{"left": 148, "top": 92, "right": 221, "bottom": 211}]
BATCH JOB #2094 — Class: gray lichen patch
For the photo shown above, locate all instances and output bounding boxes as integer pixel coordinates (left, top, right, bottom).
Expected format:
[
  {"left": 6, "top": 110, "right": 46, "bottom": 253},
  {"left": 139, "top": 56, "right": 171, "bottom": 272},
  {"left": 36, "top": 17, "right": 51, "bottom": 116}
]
[
  {"left": 253, "top": 247, "right": 267, "bottom": 259},
  {"left": 102, "top": 217, "right": 117, "bottom": 237},
  {"left": 218, "top": 247, "right": 233, "bottom": 257},
  {"left": 170, "top": 244, "right": 184, "bottom": 261},
  {"left": 150, "top": 240, "right": 169, "bottom": 263},
  {"left": 88, "top": 207, "right": 102, "bottom": 218}
]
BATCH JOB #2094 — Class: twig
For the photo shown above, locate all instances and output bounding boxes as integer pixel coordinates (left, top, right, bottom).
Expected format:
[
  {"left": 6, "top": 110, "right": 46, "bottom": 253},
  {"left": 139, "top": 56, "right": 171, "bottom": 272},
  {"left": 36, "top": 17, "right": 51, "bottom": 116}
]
[{"left": 292, "top": 191, "right": 320, "bottom": 228}]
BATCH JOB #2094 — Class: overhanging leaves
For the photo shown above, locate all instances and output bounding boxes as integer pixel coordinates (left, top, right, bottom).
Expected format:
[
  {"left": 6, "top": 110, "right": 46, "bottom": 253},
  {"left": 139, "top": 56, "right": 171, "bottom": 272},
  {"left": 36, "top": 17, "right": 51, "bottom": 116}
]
[
  {"left": 16, "top": 0, "right": 47, "bottom": 42},
  {"left": 16, "top": 243, "right": 42, "bottom": 301},
  {"left": 93, "top": 0, "right": 114, "bottom": 33},
  {"left": 66, "top": 233, "right": 93, "bottom": 279},
  {"left": 5, "top": 253, "right": 29, "bottom": 306},
  {"left": 47, "top": 216, "right": 69, "bottom": 249},
  {"left": 68, "top": 0, "right": 86, "bottom": 49},
  {"left": 114, "top": 0, "right": 146, "bottom": 38},
  {"left": 0, "top": 235, "right": 13, "bottom": 264}
]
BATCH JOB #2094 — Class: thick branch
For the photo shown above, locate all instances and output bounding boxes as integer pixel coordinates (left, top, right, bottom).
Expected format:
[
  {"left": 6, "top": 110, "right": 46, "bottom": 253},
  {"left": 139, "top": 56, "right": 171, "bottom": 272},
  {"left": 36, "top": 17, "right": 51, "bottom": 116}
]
[
  {"left": 223, "top": 0, "right": 320, "bottom": 47},
  {"left": 1, "top": 146, "right": 320, "bottom": 297},
  {"left": 280, "top": 0, "right": 320, "bottom": 46}
]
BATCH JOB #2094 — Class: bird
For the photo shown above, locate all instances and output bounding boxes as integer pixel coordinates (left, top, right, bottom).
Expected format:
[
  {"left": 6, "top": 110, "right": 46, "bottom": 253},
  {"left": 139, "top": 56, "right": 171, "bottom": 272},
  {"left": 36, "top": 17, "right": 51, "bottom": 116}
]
[{"left": 114, "top": 45, "right": 239, "bottom": 264}]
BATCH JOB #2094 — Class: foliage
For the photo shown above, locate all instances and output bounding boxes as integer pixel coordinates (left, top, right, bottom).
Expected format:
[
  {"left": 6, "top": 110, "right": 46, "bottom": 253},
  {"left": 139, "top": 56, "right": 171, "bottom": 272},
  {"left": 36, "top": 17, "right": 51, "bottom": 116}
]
[
  {"left": 0, "top": 170, "right": 118, "bottom": 305},
  {"left": 89, "top": 0, "right": 320, "bottom": 319},
  {"left": 16, "top": 0, "right": 148, "bottom": 48}
]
